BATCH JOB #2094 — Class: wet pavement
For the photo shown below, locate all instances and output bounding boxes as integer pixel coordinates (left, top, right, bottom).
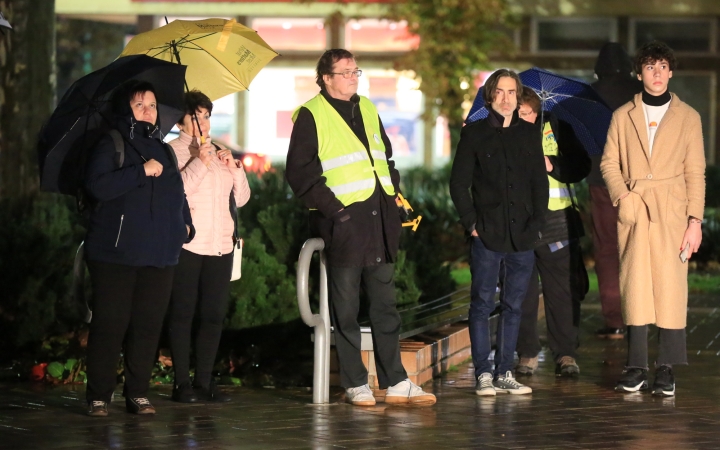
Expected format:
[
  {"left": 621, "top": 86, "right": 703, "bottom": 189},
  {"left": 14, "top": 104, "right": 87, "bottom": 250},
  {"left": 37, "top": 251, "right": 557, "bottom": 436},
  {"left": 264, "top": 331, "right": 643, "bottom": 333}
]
[{"left": 2, "top": 293, "right": 720, "bottom": 449}]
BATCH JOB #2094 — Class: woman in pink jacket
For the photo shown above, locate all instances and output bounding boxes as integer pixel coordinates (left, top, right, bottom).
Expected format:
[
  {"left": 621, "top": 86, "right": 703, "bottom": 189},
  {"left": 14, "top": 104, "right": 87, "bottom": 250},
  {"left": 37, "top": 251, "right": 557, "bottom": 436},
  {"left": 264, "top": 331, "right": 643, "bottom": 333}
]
[{"left": 167, "top": 90, "right": 251, "bottom": 403}]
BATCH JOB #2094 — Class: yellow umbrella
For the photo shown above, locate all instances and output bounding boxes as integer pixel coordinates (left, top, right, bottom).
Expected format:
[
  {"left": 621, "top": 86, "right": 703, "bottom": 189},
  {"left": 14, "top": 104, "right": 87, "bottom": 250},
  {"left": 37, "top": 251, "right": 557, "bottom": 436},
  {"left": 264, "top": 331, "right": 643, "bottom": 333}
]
[{"left": 120, "top": 18, "right": 278, "bottom": 101}]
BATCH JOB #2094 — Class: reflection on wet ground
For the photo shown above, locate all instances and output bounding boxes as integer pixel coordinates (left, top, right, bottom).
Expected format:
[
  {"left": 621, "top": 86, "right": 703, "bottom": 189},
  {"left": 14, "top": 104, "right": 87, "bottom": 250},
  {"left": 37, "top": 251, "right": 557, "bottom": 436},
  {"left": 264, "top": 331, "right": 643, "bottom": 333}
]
[{"left": 2, "top": 293, "right": 720, "bottom": 449}]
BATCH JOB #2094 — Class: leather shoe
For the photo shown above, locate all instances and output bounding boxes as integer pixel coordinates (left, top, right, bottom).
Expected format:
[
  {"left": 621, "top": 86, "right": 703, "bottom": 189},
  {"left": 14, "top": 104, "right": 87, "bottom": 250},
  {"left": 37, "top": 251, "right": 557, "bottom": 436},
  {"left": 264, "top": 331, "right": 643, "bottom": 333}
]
[
  {"left": 194, "top": 379, "right": 231, "bottom": 402},
  {"left": 126, "top": 397, "right": 156, "bottom": 415},
  {"left": 172, "top": 381, "right": 198, "bottom": 403}
]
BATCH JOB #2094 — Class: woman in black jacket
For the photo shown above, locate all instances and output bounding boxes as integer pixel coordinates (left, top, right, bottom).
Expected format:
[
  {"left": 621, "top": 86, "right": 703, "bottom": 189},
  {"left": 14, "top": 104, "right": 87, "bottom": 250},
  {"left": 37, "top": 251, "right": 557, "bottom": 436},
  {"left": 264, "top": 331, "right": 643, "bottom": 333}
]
[{"left": 83, "top": 80, "right": 194, "bottom": 417}]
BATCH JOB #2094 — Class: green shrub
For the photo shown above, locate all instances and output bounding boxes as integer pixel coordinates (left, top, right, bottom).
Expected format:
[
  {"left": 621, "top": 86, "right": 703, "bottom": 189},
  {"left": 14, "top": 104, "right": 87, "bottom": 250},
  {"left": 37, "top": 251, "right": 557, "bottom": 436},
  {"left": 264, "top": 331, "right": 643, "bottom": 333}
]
[
  {"left": 0, "top": 193, "right": 86, "bottom": 358},
  {"left": 398, "top": 164, "right": 462, "bottom": 301},
  {"left": 225, "top": 228, "right": 298, "bottom": 329}
]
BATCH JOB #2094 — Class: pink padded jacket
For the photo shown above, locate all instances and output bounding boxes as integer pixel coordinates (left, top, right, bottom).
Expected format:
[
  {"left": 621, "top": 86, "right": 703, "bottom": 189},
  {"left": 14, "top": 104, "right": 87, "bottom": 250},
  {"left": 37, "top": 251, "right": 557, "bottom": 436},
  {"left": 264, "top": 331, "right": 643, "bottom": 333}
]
[{"left": 168, "top": 131, "right": 251, "bottom": 256}]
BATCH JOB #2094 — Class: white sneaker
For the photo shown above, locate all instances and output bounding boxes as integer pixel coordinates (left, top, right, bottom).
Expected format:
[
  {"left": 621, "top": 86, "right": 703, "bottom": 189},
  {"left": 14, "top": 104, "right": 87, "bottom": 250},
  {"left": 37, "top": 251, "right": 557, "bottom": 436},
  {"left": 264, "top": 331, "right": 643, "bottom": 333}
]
[
  {"left": 476, "top": 372, "right": 496, "bottom": 396},
  {"left": 494, "top": 370, "right": 532, "bottom": 395},
  {"left": 345, "top": 384, "right": 376, "bottom": 406},
  {"left": 385, "top": 378, "right": 436, "bottom": 405}
]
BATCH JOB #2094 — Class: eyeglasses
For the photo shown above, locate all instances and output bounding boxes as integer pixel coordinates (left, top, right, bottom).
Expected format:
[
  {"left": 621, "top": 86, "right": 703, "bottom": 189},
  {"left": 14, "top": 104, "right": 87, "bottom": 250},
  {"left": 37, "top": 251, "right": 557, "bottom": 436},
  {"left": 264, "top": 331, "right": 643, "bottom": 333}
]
[{"left": 330, "top": 70, "right": 363, "bottom": 79}]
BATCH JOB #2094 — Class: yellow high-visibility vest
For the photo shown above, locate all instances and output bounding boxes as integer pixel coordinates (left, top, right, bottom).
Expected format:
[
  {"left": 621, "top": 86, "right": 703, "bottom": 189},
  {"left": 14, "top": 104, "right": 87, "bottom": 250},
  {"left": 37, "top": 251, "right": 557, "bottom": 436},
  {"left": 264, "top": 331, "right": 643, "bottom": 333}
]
[
  {"left": 542, "top": 121, "right": 576, "bottom": 211},
  {"left": 292, "top": 94, "right": 395, "bottom": 206}
]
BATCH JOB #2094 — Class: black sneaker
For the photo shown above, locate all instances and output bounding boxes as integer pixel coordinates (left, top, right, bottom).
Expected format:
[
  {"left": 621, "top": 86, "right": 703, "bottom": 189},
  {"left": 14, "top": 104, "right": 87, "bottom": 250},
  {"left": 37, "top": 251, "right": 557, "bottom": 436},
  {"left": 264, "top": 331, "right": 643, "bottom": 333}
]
[
  {"left": 194, "top": 379, "right": 231, "bottom": 402},
  {"left": 172, "top": 381, "right": 198, "bottom": 403},
  {"left": 126, "top": 397, "right": 156, "bottom": 415},
  {"left": 87, "top": 400, "right": 108, "bottom": 417},
  {"left": 652, "top": 365, "right": 675, "bottom": 397},
  {"left": 615, "top": 368, "right": 648, "bottom": 392}
]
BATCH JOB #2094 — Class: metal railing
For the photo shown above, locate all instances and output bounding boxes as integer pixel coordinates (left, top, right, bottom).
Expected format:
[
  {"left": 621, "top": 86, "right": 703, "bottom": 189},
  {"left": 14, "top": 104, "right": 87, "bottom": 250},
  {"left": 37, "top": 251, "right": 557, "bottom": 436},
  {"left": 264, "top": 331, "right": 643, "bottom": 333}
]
[
  {"left": 296, "top": 238, "right": 331, "bottom": 404},
  {"left": 296, "top": 238, "right": 501, "bottom": 404}
]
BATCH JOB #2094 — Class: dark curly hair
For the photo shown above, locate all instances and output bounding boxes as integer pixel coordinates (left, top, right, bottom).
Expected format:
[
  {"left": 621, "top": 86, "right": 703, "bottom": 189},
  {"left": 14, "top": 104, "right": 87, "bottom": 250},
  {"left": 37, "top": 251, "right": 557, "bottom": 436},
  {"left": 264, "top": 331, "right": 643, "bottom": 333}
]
[
  {"left": 178, "top": 90, "right": 213, "bottom": 125},
  {"left": 316, "top": 48, "right": 355, "bottom": 89},
  {"left": 482, "top": 69, "right": 523, "bottom": 105},
  {"left": 634, "top": 40, "right": 677, "bottom": 74}
]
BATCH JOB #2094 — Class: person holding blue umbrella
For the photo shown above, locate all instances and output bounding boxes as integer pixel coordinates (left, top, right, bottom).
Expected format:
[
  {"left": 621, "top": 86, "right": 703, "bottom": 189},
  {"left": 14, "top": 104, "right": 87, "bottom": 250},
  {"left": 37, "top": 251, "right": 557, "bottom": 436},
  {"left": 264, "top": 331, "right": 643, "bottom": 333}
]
[{"left": 513, "top": 88, "right": 590, "bottom": 377}]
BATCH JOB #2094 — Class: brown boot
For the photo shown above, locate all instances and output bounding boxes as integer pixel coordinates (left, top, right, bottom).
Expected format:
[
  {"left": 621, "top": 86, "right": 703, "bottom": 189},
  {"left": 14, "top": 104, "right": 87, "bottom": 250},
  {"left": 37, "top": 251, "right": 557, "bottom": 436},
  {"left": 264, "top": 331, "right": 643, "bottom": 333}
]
[
  {"left": 555, "top": 356, "right": 580, "bottom": 377},
  {"left": 515, "top": 355, "right": 539, "bottom": 375}
]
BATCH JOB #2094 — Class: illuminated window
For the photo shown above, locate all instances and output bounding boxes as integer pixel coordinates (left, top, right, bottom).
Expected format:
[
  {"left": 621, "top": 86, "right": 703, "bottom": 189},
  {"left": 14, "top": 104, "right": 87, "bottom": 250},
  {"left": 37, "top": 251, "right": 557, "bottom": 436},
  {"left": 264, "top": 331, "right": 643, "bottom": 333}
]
[
  {"left": 345, "top": 19, "right": 419, "bottom": 53},
  {"left": 251, "top": 18, "right": 326, "bottom": 52}
]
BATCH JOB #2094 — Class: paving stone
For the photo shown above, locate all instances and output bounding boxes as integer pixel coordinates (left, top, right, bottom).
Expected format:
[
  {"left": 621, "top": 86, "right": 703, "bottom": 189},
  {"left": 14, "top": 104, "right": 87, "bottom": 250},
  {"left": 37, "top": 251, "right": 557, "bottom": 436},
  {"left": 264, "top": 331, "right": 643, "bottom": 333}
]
[{"left": 4, "top": 293, "right": 720, "bottom": 448}]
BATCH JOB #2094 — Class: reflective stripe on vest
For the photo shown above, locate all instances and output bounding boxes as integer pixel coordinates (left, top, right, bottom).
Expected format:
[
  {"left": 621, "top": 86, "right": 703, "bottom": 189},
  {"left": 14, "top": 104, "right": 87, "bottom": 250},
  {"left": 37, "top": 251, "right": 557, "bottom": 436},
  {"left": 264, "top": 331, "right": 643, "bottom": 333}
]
[
  {"left": 292, "top": 94, "right": 395, "bottom": 206},
  {"left": 542, "top": 121, "right": 575, "bottom": 211}
]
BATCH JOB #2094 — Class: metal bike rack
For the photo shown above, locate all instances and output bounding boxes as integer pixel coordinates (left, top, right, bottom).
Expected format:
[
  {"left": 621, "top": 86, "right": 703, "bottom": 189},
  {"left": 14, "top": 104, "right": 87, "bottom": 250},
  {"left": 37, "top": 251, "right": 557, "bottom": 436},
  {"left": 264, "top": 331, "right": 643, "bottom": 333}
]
[{"left": 296, "top": 238, "right": 331, "bottom": 404}]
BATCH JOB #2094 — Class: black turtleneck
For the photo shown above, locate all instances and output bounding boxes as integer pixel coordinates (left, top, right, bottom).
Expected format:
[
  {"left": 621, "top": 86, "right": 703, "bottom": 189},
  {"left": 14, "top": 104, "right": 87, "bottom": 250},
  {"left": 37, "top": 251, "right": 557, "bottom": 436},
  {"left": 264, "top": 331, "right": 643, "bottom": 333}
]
[{"left": 642, "top": 89, "right": 671, "bottom": 106}]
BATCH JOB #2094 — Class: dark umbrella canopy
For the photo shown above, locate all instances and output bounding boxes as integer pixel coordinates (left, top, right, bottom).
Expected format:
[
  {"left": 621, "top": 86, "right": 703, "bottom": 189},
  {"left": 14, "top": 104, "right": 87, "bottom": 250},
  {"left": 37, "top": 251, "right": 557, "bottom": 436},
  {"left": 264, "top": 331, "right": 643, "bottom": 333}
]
[
  {"left": 466, "top": 67, "right": 613, "bottom": 156},
  {"left": 38, "top": 55, "right": 187, "bottom": 195}
]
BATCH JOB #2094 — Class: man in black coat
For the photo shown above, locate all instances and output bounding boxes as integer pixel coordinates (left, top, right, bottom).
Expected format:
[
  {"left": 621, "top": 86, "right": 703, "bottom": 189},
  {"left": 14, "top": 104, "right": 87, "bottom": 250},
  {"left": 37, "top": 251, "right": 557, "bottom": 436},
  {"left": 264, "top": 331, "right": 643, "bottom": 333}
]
[
  {"left": 590, "top": 43, "right": 643, "bottom": 339},
  {"left": 286, "top": 49, "right": 435, "bottom": 406},
  {"left": 513, "top": 88, "right": 591, "bottom": 378},
  {"left": 450, "top": 69, "right": 548, "bottom": 396}
]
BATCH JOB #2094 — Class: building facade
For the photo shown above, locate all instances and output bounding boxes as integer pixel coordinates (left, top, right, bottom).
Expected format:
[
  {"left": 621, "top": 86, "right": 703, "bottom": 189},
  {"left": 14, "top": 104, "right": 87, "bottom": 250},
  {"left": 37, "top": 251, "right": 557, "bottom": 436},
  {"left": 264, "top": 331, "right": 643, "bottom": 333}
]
[{"left": 56, "top": 0, "right": 720, "bottom": 166}]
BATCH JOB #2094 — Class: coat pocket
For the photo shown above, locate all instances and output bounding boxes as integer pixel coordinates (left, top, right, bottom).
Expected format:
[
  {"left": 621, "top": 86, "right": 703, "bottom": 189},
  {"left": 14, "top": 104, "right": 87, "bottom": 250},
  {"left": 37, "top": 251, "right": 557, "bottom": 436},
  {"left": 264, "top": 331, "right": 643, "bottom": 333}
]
[
  {"left": 479, "top": 203, "right": 502, "bottom": 232},
  {"left": 617, "top": 194, "right": 636, "bottom": 225},
  {"left": 667, "top": 185, "right": 689, "bottom": 225}
]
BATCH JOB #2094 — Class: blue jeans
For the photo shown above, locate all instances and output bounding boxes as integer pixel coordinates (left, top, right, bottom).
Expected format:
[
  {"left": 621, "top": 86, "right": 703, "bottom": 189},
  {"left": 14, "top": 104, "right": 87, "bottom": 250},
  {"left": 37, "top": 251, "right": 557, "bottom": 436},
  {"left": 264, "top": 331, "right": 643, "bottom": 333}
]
[{"left": 469, "top": 237, "right": 535, "bottom": 378}]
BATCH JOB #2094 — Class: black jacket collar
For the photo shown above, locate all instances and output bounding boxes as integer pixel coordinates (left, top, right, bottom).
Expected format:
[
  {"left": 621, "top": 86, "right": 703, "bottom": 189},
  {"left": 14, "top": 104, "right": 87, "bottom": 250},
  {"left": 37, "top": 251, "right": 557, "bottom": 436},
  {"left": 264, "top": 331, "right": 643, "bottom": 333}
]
[{"left": 487, "top": 107, "right": 520, "bottom": 128}]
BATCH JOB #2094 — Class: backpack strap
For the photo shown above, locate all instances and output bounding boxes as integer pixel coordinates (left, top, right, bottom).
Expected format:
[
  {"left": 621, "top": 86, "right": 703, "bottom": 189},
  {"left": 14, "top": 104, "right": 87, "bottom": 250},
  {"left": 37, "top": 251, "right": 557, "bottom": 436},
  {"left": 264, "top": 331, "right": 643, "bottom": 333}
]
[{"left": 108, "top": 129, "right": 125, "bottom": 168}]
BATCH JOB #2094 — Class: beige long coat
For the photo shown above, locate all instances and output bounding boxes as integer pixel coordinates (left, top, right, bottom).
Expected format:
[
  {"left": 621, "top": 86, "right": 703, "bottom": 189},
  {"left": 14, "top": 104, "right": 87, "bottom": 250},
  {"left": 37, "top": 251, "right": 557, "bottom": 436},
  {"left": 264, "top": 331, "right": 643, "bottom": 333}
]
[{"left": 600, "top": 93, "right": 705, "bottom": 329}]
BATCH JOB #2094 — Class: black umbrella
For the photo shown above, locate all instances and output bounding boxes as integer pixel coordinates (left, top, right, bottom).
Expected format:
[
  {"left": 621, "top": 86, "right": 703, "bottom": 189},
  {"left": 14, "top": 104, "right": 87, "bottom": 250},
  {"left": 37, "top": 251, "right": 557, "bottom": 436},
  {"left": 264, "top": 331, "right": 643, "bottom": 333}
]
[
  {"left": 0, "top": 12, "right": 11, "bottom": 34},
  {"left": 38, "top": 55, "right": 187, "bottom": 195}
]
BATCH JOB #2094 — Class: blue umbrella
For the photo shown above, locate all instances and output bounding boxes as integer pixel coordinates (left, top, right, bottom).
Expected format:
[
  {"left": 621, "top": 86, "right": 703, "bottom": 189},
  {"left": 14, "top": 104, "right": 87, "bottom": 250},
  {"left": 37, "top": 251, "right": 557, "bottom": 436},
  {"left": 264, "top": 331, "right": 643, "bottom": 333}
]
[{"left": 466, "top": 67, "right": 613, "bottom": 156}]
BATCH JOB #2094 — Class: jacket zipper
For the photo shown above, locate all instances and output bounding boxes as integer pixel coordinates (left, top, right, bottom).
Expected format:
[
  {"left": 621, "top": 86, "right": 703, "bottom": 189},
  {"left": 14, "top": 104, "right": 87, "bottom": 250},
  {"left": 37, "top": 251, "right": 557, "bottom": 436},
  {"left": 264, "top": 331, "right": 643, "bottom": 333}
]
[{"left": 115, "top": 214, "right": 124, "bottom": 247}]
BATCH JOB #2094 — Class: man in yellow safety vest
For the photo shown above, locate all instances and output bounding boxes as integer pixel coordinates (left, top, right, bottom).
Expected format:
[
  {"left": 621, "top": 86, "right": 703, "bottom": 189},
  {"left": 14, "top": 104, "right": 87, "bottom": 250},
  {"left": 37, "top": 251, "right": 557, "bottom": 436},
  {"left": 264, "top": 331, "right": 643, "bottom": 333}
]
[
  {"left": 286, "top": 49, "right": 436, "bottom": 407},
  {"left": 514, "top": 88, "right": 591, "bottom": 378}
]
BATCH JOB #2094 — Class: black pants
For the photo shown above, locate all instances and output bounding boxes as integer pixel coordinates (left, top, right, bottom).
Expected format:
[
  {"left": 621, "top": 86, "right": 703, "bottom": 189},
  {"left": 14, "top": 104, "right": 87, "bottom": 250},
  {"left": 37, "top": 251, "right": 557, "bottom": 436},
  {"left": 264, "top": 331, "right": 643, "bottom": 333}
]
[
  {"left": 328, "top": 264, "right": 407, "bottom": 389},
  {"left": 85, "top": 261, "right": 174, "bottom": 403},
  {"left": 516, "top": 242, "right": 583, "bottom": 362},
  {"left": 169, "top": 249, "right": 233, "bottom": 388},
  {"left": 626, "top": 325, "right": 687, "bottom": 369}
]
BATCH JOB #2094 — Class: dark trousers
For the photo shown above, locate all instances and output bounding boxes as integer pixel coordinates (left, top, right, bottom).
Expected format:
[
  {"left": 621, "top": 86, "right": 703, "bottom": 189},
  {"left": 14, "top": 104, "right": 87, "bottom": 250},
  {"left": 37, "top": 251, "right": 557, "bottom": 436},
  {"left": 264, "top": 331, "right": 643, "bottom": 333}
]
[
  {"left": 590, "top": 186, "right": 623, "bottom": 328},
  {"left": 516, "top": 242, "right": 582, "bottom": 362},
  {"left": 626, "top": 325, "right": 687, "bottom": 369},
  {"left": 85, "top": 261, "right": 174, "bottom": 403},
  {"left": 169, "top": 249, "right": 233, "bottom": 388},
  {"left": 328, "top": 263, "right": 407, "bottom": 389},
  {"left": 469, "top": 237, "right": 535, "bottom": 378}
]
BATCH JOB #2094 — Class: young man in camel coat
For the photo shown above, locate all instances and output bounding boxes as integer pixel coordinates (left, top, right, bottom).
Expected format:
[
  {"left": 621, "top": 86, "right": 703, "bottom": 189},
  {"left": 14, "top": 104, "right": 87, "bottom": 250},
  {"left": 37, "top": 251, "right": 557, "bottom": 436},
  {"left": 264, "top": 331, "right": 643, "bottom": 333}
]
[{"left": 601, "top": 41, "right": 705, "bottom": 397}]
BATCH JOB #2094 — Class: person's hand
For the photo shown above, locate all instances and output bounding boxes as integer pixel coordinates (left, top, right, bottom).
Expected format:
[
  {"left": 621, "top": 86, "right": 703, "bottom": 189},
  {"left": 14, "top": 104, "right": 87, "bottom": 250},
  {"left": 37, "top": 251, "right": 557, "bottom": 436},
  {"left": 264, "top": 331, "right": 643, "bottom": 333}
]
[
  {"left": 681, "top": 221, "right": 703, "bottom": 260},
  {"left": 471, "top": 230, "right": 478, "bottom": 237},
  {"left": 197, "top": 142, "right": 215, "bottom": 166},
  {"left": 144, "top": 159, "right": 163, "bottom": 177},
  {"left": 544, "top": 156, "right": 554, "bottom": 172},
  {"left": 216, "top": 148, "right": 234, "bottom": 167}
]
